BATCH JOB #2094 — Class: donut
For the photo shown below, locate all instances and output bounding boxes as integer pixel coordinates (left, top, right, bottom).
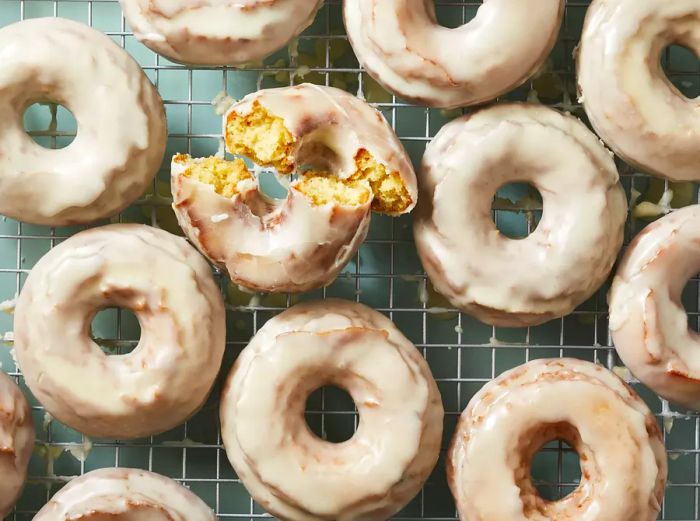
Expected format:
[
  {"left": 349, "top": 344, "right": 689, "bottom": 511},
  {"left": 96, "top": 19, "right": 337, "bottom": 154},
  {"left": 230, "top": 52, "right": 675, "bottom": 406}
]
[
  {"left": 33, "top": 468, "right": 215, "bottom": 520},
  {"left": 0, "top": 371, "right": 33, "bottom": 518},
  {"left": 578, "top": 0, "right": 700, "bottom": 181},
  {"left": 172, "top": 83, "right": 417, "bottom": 293},
  {"left": 414, "top": 103, "right": 627, "bottom": 327},
  {"left": 13, "top": 224, "right": 225, "bottom": 439},
  {"left": 119, "top": 0, "right": 322, "bottom": 66},
  {"left": 448, "top": 358, "right": 667, "bottom": 521},
  {"left": 220, "top": 299, "right": 443, "bottom": 521},
  {"left": 0, "top": 18, "right": 166, "bottom": 226},
  {"left": 343, "top": 1, "right": 564, "bottom": 108},
  {"left": 609, "top": 205, "right": 700, "bottom": 410}
]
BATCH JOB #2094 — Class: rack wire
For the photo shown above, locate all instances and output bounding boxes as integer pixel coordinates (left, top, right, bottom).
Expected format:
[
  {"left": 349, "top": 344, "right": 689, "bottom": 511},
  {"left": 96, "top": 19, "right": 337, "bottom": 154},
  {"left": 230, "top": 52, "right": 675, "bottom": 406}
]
[{"left": 1, "top": 0, "right": 699, "bottom": 519}]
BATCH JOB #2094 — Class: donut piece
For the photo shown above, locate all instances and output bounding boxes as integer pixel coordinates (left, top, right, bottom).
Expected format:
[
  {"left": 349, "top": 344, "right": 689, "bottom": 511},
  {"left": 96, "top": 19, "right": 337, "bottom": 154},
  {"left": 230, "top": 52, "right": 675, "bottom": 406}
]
[
  {"left": 33, "top": 468, "right": 215, "bottom": 520},
  {"left": 578, "top": 0, "right": 700, "bottom": 181},
  {"left": 609, "top": 206, "right": 700, "bottom": 410},
  {"left": 414, "top": 103, "right": 627, "bottom": 327},
  {"left": 13, "top": 224, "right": 225, "bottom": 439},
  {"left": 172, "top": 84, "right": 417, "bottom": 293},
  {"left": 120, "top": 0, "right": 322, "bottom": 66},
  {"left": 220, "top": 299, "right": 443, "bottom": 521},
  {"left": 448, "top": 358, "right": 667, "bottom": 521},
  {"left": 0, "top": 18, "right": 166, "bottom": 225},
  {"left": 344, "top": 1, "right": 564, "bottom": 108},
  {"left": 0, "top": 372, "right": 33, "bottom": 518}
]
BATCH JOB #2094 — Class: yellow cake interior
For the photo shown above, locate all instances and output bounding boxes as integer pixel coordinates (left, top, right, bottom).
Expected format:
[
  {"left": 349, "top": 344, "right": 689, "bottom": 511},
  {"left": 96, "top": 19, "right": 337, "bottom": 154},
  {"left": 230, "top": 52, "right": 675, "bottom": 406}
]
[
  {"left": 224, "top": 101, "right": 412, "bottom": 213},
  {"left": 175, "top": 154, "right": 253, "bottom": 198}
]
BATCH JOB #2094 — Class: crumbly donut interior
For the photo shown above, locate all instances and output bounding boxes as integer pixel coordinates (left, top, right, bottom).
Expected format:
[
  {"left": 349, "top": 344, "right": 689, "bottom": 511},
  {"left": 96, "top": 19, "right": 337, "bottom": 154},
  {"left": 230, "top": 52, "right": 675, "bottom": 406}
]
[
  {"left": 295, "top": 174, "right": 371, "bottom": 206},
  {"left": 225, "top": 101, "right": 412, "bottom": 213},
  {"left": 175, "top": 154, "right": 253, "bottom": 198}
]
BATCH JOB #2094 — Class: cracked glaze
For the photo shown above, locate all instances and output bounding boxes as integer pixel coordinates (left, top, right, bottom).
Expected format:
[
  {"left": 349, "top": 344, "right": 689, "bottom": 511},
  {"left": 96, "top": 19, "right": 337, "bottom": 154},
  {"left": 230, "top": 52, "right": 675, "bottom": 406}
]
[
  {"left": 448, "top": 358, "right": 667, "bottom": 521},
  {"left": 578, "top": 0, "right": 700, "bottom": 181},
  {"left": 220, "top": 299, "right": 443, "bottom": 521},
  {"left": 414, "top": 103, "right": 627, "bottom": 327},
  {"left": 33, "top": 468, "right": 216, "bottom": 520},
  {"left": 610, "top": 205, "right": 700, "bottom": 410},
  {"left": 0, "top": 372, "right": 33, "bottom": 519},
  {"left": 344, "top": 0, "right": 564, "bottom": 108},
  {"left": 13, "top": 224, "right": 225, "bottom": 439},
  {"left": 173, "top": 84, "right": 416, "bottom": 293},
  {"left": 119, "top": 0, "right": 322, "bottom": 65},
  {"left": 0, "top": 18, "right": 166, "bottom": 225}
]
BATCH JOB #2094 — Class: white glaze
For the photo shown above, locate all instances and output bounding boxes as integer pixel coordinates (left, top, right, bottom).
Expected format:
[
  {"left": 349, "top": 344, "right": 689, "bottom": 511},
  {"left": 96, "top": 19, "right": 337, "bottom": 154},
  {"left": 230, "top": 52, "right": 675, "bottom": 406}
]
[
  {"left": 609, "top": 205, "right": 700, "bottom": 410},
  {"left": 448, "top": 358, "right": 667, "bottom": 521},
  {"left": 120, "top": 0, "right": 322, "bottom": 65},
  {"left": 414, "top": 103, "right": 627, "bottom": 327},
  {"left": 0, "top": 371, "right": 33, "bottom": 518},
  {"left": 172, "top": 155, "right": 371, "bottom": 293},
  {"left": 33, "top": 468, "right": 216, "bottom": 520},
  {"left": 13, "top": 224, "right": 225, "bottom": 439},
  {"left": 578, "top": 0, "right": 700, "bottom": 181},
  {"left": 0, "top": 18, "right": 166, "bottom": 225},
  {"left": 173, "top": 84, "right": 417, "bottom": 293},
  {"left": 344, "top": 0, "right": 564, "bottom": 108},
  {"left": 220, "top": 299, "right": 443, "bottom": 521}
]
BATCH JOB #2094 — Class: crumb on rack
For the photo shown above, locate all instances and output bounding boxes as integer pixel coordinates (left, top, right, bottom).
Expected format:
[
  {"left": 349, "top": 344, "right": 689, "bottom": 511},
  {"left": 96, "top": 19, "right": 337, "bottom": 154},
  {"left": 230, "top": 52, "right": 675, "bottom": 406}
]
[
  {"left": 175, "top": 154, "right": 253, "bottom": 198},
  {"left": 295, "top": 174, "right": 371, "bottom": 206},
  {"left": 224, "top": 102, "right": 412, "bottom": 213}
]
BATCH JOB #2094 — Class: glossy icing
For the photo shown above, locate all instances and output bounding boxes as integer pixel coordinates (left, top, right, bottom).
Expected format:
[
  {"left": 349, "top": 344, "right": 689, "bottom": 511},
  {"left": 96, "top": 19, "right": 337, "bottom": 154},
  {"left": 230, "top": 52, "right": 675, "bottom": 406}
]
[
  {"left": 0, "top": 372, "right": 33, "bottom": 518},
  {"left": 220, "top": 299, "right": 443, "bottom": 521},
  {"left": 414, "top": 103, "right": 627, "bottom": 327},
  {"left": 578, "top": 0, "right": 700, "bottom": 181},
  {"left": 0, "top": 18, "right": 166, "bottom": 225},
  {"left": 610, "top": 205, "right": 700, "bottom": 410},
  {"left": 120, "top": 0, "right": 323, "bottom": 65},
  {"left": 344, "top": 0, "right": 564, "bottom": 108},
  {"left": 448, "top": 358, "right": 667, "bottom": 521},
  {"left": 33, "top": 468, "right": 216, "bottom": 520},
  {"left": 13, "top": 224, "right": 225, "bottom": 439}
]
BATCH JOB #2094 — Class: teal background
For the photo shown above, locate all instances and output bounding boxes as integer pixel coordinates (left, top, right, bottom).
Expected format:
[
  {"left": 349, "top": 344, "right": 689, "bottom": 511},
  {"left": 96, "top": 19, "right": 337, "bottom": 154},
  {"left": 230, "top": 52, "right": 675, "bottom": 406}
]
[{"left": 1, "top": 0, "right": 699, "bottom": 519}]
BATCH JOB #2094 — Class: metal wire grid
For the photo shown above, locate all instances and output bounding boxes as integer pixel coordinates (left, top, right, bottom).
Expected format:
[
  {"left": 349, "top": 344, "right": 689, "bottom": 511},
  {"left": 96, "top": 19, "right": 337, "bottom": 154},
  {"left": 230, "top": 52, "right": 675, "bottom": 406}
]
[{"left": 1, "top": 0, "right": 700, "bottom": 519}]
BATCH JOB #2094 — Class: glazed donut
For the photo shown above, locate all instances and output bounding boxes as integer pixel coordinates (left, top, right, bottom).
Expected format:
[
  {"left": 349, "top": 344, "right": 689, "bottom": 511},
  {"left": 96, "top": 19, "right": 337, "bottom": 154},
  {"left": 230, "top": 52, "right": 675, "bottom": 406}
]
[
  {"left": 0, "top": 18, "right": 166, "bottom": 225},
  {"left": 0, "top": 371, "right": 33, "bottom": 518},
  {"left": 578, "top": 0, "right": 700, "bottom": 181},
  {"left": 172, "top": 83, "right": 417, "bottom": 293},
  {"left": 448, "top": 358, "right": 667, "bottom": 521},
  {"left": 414, "top": 103, "right": 627, "bottom": 327},
  {"left": 119, "top": 0, "right": 322, "bottom": 66},
  {"left": 344, "top": 0, "right": 564, "bottom": 108},
  {"left": 609, "top": 205, "right": 700, "bottom": 410},
  {"left": 220, "top": 299, "right": 443, "bottom": 521},
  {"left": 33, "top": 468, "right": 215, "bottom": 520},
  {"left": 13, "top": 224, "right": 225, "bottom": 439}
]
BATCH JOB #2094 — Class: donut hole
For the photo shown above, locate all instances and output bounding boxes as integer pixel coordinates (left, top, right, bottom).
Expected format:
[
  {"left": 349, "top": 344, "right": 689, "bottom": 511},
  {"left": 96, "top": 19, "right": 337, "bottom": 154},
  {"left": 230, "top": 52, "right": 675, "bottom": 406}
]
[
  {"left": 90, "top": 307, "right": 141, "bottom": 355},
  {"left": 530, "top": 440, "right": 582, "bottom": 501},
  {"left": 492, "top": 182, "right": 543, "bottom": 239},
  {"left": 304, "top": 385, "right": 358, "bottom": 443},
  {"left": 681, "top": 277, "right": 700, "bottom": 333},
  {"left": 661, "top": 44, "right": 700, "bottom": 99},
  {"left": 22, "top": 102, "right": 76, "bottom": 149}
]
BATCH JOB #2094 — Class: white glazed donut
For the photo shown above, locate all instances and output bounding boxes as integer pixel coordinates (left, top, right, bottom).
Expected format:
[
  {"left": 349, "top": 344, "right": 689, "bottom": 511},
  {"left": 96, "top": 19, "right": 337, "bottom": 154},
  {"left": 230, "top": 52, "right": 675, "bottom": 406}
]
[
  {"left": 448, "top": 358, "right": 667, "bottom": 521},
  {"left": 0, "top": 18, "right": 166, "bottom": 226},
  {"left": 172, "top": 84, "right": 417, "bottom": 293},
  {"left": 220, "top": 299, "right": 443, "bottom": 521},
  {"left": 33, "top": 468, "right": 216, "bottom": 520},
  {"left": 414, "top": 103, "right": 627, "bottom": 327},
  {"left": 578, "top": 0, "right": 700, "bottom": 181},
  {"left": 609, "top": 205, "right": 700, "bottom": 410},
  {"left": 344, "top": 0, "right": 564, "bottom": 108},
  {"left": 0, "top": 371, "right": 34, "bottom": 518},
  {"left": 13, "top": 224, "right": 225, "bottom": 439},
  {"left": 120, "top": 0, "right": 323, "bottom": 65}
]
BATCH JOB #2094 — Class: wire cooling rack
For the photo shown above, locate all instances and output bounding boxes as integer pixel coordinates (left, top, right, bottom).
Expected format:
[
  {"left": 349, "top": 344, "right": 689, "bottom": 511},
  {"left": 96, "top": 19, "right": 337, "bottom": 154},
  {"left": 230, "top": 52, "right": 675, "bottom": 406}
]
[{"left": 2, "top": 0, "right": 700, "bottom": 519}]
